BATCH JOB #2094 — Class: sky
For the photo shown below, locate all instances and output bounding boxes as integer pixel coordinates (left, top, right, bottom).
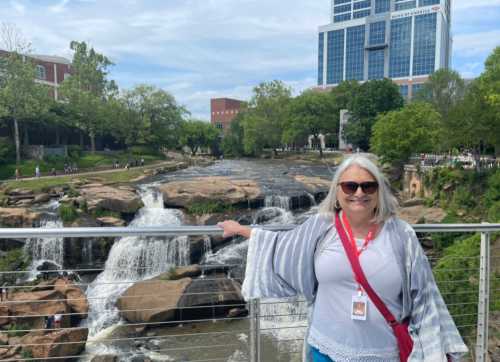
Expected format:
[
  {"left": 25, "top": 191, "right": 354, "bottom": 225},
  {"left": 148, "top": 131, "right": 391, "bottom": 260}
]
[{"left": 1, "top": 0, "right": 499, "bottom": 119}]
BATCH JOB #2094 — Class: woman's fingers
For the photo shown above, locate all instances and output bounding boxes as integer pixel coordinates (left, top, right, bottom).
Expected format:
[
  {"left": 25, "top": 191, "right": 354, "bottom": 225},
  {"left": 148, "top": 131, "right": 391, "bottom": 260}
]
[{"left": 217, "top": 220, "right": 240, "bottom": 238}]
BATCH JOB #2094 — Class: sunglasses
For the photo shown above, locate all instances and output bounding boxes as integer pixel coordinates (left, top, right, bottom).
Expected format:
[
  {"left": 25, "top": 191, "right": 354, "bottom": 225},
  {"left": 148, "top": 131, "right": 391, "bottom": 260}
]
[{"left": 339, "top": 181, "right": 379, "bottom": 195}]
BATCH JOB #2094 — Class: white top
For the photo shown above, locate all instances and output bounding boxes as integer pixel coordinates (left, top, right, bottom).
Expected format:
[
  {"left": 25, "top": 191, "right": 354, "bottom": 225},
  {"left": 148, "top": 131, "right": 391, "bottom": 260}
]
[
  {"left": 54, "top": 314, "right": 62, "bottom": 322},
  {"left": 308, "top": 224, "right": 403, "bottom": 362}
]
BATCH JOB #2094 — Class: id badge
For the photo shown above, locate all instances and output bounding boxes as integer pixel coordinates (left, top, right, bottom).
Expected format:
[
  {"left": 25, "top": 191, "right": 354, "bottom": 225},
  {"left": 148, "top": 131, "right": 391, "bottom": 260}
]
[{"left": 351, "top": 294, "right": 368, "bottom": 320}]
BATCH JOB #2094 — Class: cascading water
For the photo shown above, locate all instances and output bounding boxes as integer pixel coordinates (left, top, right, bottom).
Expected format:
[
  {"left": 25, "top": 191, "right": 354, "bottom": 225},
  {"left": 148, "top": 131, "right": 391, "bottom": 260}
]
[
  {"left": 264, "top": 195, "right": 291, "bottom": 210},
  {"left": 84, "top": 187, "right": 189, "bottom": 338},
  {"left": 24, "top": 216, "right": 64, "bottom": 279}
]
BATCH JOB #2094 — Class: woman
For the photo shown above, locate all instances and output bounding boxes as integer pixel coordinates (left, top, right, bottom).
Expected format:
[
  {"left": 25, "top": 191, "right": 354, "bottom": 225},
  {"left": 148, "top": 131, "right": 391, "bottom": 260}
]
[{"left": 218, "top": 155, "right": 467, "bottom": 362}]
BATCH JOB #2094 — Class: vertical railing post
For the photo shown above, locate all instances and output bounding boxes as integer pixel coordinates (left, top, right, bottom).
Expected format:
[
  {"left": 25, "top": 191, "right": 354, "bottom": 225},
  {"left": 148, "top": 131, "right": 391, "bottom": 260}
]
[
  {"left": 476, "top": 230, "right": 490, "bottom": 362},
  {"left": 249, "top": 299, "right": 261, "bottom": 362}
]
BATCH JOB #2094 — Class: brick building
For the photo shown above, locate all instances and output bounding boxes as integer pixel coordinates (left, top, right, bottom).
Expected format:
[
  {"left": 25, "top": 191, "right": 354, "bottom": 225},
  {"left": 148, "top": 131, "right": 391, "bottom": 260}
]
[
  {"left": 0, "top": 50, "right": 72, "bottom": 100},
  {"left": 210, "top": 98, "right": 244, "bottom": 132}
]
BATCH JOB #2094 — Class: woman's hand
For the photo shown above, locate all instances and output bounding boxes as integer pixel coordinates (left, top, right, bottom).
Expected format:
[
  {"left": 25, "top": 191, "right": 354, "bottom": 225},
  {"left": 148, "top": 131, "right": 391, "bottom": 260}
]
[{"left": 217, "top": 220, "right": 251, "bottom": 238}]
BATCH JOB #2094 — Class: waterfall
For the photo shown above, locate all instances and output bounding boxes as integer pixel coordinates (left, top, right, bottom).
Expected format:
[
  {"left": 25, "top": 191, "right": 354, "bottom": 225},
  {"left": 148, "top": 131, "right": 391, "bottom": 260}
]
[
  {"left": 84, "top": 187, "right": 189, "bottom": 336},
  {"left": 24, "top": 217, "right": 64, "bottom": 279},
  {"left": 202, "top": 235, "right": 212, "bottom": 257},
  {"left": 264, "top": 195, "right": 290, "bottom": 210},
  {"left": 81, "top": 239, "right": 93, "bottom": 265}
]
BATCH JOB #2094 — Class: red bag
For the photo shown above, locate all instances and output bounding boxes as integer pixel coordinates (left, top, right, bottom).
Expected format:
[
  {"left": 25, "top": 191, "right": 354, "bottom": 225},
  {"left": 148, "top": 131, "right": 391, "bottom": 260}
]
[{"left": 335, "top": 213, "right": 413, "bottom": 362}]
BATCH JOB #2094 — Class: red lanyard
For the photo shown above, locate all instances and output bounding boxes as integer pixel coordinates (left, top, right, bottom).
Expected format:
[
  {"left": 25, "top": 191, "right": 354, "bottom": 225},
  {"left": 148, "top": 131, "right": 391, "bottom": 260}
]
[
  {"left": 341, "top": 212, "right": 378, "bottom": 257},
  {"left": 340, "top": 212, "right": 379, "bottom": 294}
]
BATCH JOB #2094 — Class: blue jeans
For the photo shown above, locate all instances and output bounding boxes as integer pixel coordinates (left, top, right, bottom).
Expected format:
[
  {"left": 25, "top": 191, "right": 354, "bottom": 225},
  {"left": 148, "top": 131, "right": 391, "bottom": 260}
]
[{"left": 310, "top": 346, "right": 334, "bottom": 362}]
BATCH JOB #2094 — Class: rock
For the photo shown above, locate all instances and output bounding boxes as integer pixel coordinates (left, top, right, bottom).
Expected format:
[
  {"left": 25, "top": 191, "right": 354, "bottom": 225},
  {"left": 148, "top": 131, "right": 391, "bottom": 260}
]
[
  {"left": 170, "top": 265, "right": 202, "bottom": 279},
  {"left": 9, "top": 290, "right": 69, "bottom": 329},
  {"left": 53, "top": 279, "right": 88, "bottom": 316},
  {"left": 159, "top": 177, "right": 263, "bottom": 208},
  {"left": 293, "top": 175, "right": 331, "bottom": 194},
  {"left": 227, "top": 307, "right": 248, "bottom": 318},
  {"left": 13, "top": 199, "right": 33, "bottom": 207},
  {"left": 0, "top": 332, "right": 8, "bottom": 345},
  {"left": 91, "top": 355, "right": 118, "bottom": 362},
  {"left": 398, "top": 205, "right": 447, "bottom": 225},
  {"left": 0, "top": 345, "right": 19, "bottom": 359},
  {"left": 400, "top": 198, "right": 425, "bottom": 207},
  {"left": 7, "top": 189, "right": 34, "bottom": 196},
  {"left": 96, "top": 217, "right": 126, "bottom": 227},
  {"left": 80, "top": 186, "right": 143, "bottom": 214},
  {"left": 0, "top": 305, "right": 9, "bottom": 326},
  {"left": 0, "top": 208, "right": 41, "bottom": 227},
  {"left": 33, "top": 193, "right": 51, "bottom": 204},
  {"left": 117, "top": 277, "right": 192, "bottom": 323},
  {"left": 21, "top": 327, "right": 88, "bottom": 359}
]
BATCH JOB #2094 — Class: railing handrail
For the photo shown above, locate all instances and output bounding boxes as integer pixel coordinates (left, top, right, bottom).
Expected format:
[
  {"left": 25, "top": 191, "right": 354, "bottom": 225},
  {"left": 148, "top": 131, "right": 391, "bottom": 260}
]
[{"left": 0, "top": 223, "right": 499, "bottom": 238}]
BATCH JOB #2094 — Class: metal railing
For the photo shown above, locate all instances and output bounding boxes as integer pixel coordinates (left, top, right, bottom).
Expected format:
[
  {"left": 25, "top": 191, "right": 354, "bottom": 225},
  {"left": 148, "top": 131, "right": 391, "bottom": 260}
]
[{"left": 0, "top": 223, "right": 498, "bottom": 362}]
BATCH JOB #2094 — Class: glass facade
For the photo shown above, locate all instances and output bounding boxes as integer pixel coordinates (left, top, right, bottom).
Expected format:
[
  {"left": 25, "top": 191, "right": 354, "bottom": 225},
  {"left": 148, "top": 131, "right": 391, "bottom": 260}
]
[
  {"left": 368, "top": 50, "right": 385, "bottom": 79},
  {"left": 369, "top": 21, "right": 386, "bottom": 45},
  {"left": 419, "top": 0, "right": 439, "bottom": 6},
  {"left": 389, "top": 17, "right": 412, "bottom": 77},
  {"left": 334, "top": 0, "right": 351, "bottom": 4},
  {"left": 345, "top": 25, "right": 365, "bottom": 81},
  {"left": 353, "top": 0, "right": 371, "bottom": 10},
  {"left": 412, "top": 83, "right": 424, "bottom": 96},
  {"left": 395, "top": 0, "right": 416, "bottom": 11},
  {"left": 318, "top": 33, "right": 324, "bottom": 85},
  {"left": 353, "top": 9, "right": 371, "bottom": 18},
  {"left": 334, "top": 13, "right": 352, "bottom": 22},
  {"left": 327, "top": 30, "right": 344, "bottom": 84},
  {"left": 399, "top": 85, "right": 409, "bottom": 99},
  {"left": 413, "top": 13, "right": 436, "bottom": 76},
  {"left": 375, "top": 0, "right": 390, "bottom": 13},
  {"left": 334, "top": 4, "right": 351, "bottom": 13}
]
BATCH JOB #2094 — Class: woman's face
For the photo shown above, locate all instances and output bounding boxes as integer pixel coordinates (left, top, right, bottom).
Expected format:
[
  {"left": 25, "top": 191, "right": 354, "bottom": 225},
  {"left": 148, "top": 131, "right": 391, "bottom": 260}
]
[{"left": 336, "top": 165, "right": 379, "bottom": 217}]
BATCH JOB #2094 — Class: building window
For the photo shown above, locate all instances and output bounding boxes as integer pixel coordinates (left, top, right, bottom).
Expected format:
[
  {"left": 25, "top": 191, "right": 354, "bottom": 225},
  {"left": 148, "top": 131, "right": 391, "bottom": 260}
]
[
  {"left": 353, "top": 0, "right": 371, "bottom": 10},
  {"left": 63, "top": 73, "right": 71, "bottom": 80},
  {"left": 399, "top": 85, "right": 409, "bottom": 99},
  {"left": 419, "top": 0, "right": 439, "bottom": 6},
  {"left": 216, "top": 123, "right": 224, "bottom": 129},
  {"left": 353, "top": 9, "right": 371, "bottom": 18},
  {"left": 318, "top": 32, "right": 324, "bottom": 85},
  {"left": 368, "top": 49, "right": 385, "bottom": 80},
  {"left": 413, "top": 13, "right": 437, "bottom": 76},
  {"left": 369, "top": 21, "right": 386, "bottom": 45},
  {"left": 334, "top": 3, "right": 351, "bottom": 13},
  {"left": 334, "top": 0, "right": 351, "bottom": 4},
  {"left": 345, "top": 25, "right": 365, "bottom": 81},
  {"left": 389, "top": 17, "right": 412, "bottom": 78},
  {"left": 412, "top": 83, "right": 424, "bottom": 97},
  {"left": 36, "top": 65, "right": 46, "bottom": 80},
  {"left": 395, "top": 0, "right": 416, "bottom": 11},
  {"left": 327, "top": 29, "right": 344, "bottom": 84},
  {"left": 375, "top": 0, "right": 390, "bottom": 13},
  {"left": 334, "top": 13, "right": 352, "bottom": 22}
]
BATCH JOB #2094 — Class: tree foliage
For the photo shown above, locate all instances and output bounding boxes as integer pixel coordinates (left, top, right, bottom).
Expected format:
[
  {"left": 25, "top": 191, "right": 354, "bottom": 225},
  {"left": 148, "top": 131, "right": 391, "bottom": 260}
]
[
  {"left": 371, "top": 102, "right": 442, "bottom": 167},
  {"left": 343, "top": 79, "right": 403, "bottom": 150},
  {"left": 180, "top": 120, "right": 219, "bottom": 156}
]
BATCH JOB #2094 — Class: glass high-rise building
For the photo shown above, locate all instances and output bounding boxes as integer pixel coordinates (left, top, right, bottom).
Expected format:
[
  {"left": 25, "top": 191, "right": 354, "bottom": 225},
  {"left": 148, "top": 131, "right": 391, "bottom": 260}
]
[{"left": 317, "top": 0, "right": 451, "bottom": 98}]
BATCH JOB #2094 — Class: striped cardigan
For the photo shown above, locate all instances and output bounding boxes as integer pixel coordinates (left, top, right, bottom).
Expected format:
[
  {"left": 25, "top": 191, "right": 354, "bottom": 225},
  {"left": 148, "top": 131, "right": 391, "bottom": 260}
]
[{"left": 242, "top": 213, "right": 469, "bottom": 361}]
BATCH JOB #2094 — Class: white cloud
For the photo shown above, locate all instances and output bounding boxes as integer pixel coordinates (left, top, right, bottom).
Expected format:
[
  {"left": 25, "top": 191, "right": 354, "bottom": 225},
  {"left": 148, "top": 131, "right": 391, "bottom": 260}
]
[
  {"left": 453, "top": 0, "right": 500, "bottom": 11},
  {"left": 453, "top": 30, "right": 500, "bottom": 57},
  {"left": 9, "top": 0, "right": 26, "bottom": 14},
  {"left": 49, "top": 0, "right": 70, "bottom": 13}
]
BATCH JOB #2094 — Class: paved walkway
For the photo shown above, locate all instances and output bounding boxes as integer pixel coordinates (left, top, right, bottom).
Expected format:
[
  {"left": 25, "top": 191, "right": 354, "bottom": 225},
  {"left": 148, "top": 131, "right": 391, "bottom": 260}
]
[{"left": 4, "top": 160, "right": 182, "bottom": 182}]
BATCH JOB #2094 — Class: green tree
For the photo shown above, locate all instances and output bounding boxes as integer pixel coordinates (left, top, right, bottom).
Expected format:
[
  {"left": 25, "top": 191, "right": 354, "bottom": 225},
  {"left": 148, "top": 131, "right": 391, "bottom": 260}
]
[
  {"left": 120, "top": 85, "right": 186, "bottom": 149},
  {"left": 241, "top": 80, "right": 292, "bottom": 156},
  {"left": 371, "top": 102, "right": 442, "bottom": 167},
  {"left": 0, "top": 52, "right": 50, "bottom": 164},
  {"left": 180, "top": 120, "right": 219, "bottom": 156},
  {"left": 414, "top": 69, "right": 465, "bottom": 121},
  {"left": 60, "top": 41, "right": 115, "bottom": 152},
  {"left": 221, "top": 115, "right": 245, "bottom": 157},
  {"left": 283, "top": 90, "right": 339, "bottom": 157},
  {"left": 343, "top": 79, "right": 403, "bottom": 150}
]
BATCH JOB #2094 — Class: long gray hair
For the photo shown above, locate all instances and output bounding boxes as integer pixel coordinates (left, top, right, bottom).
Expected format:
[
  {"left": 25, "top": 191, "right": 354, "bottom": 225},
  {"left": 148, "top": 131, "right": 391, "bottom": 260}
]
[{"left": 318, "top": 154, "right": 399, "bottom": 223}]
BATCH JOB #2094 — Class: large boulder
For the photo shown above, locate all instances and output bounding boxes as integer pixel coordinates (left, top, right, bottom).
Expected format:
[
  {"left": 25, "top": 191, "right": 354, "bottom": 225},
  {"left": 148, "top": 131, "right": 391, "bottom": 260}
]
[
  {"left": 79, "top": 185, "right": 143, "bottom": 214},
  {"left": 117, "top": 277, "right": 192, "bottom": 323},
  {"left": 159, "top": 177, "right": 263, "bottom": 208},
  {"left": 398, "top": 205, "right": 446, "bottom": 224},
  {"left": 53, "top": 279, "right": 89, "bottom": 316},
  {"left": 117, "top": 267, "right": 244, "bottom": 324},
  {"left": 20, "top": 328, "right": 88, "bottom": 359},
  {"left": 0, "top": 208, "right": 41, "bottom": 227},
  {"left": 293, "top": 175, "right": 331, "bottom": 194}
]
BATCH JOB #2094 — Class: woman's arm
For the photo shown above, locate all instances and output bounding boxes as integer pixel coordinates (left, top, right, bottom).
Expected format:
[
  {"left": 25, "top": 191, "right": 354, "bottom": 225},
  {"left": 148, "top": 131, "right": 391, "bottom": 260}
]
[{"left": 217, "top": 220, "right": 251, "bottom": 239}]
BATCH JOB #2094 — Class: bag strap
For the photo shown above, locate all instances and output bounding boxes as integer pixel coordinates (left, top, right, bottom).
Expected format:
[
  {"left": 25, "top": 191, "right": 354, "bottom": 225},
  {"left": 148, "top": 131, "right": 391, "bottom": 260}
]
[{"left": 335, "top": 213, "right": 398, "bottom": 326}]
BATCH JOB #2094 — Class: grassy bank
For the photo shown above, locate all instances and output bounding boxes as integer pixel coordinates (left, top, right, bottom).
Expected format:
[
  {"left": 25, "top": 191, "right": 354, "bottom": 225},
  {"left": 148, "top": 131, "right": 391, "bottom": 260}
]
[{"left": 0, "top": 149, "right": 165, "bottom": 181}]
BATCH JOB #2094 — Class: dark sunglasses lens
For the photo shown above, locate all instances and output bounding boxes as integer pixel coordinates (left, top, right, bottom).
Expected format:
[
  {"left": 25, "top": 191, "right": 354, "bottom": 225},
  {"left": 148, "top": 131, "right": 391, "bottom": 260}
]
[
  {"left": 340, "top": 182, "right": 358, "bottom": 194},
  {"left": 361, "top": 182, "right": 378, "bottom": 194}
]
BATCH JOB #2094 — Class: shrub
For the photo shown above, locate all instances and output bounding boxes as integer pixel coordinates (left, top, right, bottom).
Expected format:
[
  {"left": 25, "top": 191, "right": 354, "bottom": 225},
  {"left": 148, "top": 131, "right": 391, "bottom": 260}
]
[
  {"left": 128, "top": 145, "right": 160, "bottom": 156},
  {"left": 0, "top": 137, "right": 15, "bottom": 164},
  {"left": 185, "top": 201, "right": 234, "bottom": 215},
  {"left": 59, "top": 203, "right": 78, "bottom": 222},
  {"left": 67, "top": 145, "right": 83, "bottom": 159}
]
